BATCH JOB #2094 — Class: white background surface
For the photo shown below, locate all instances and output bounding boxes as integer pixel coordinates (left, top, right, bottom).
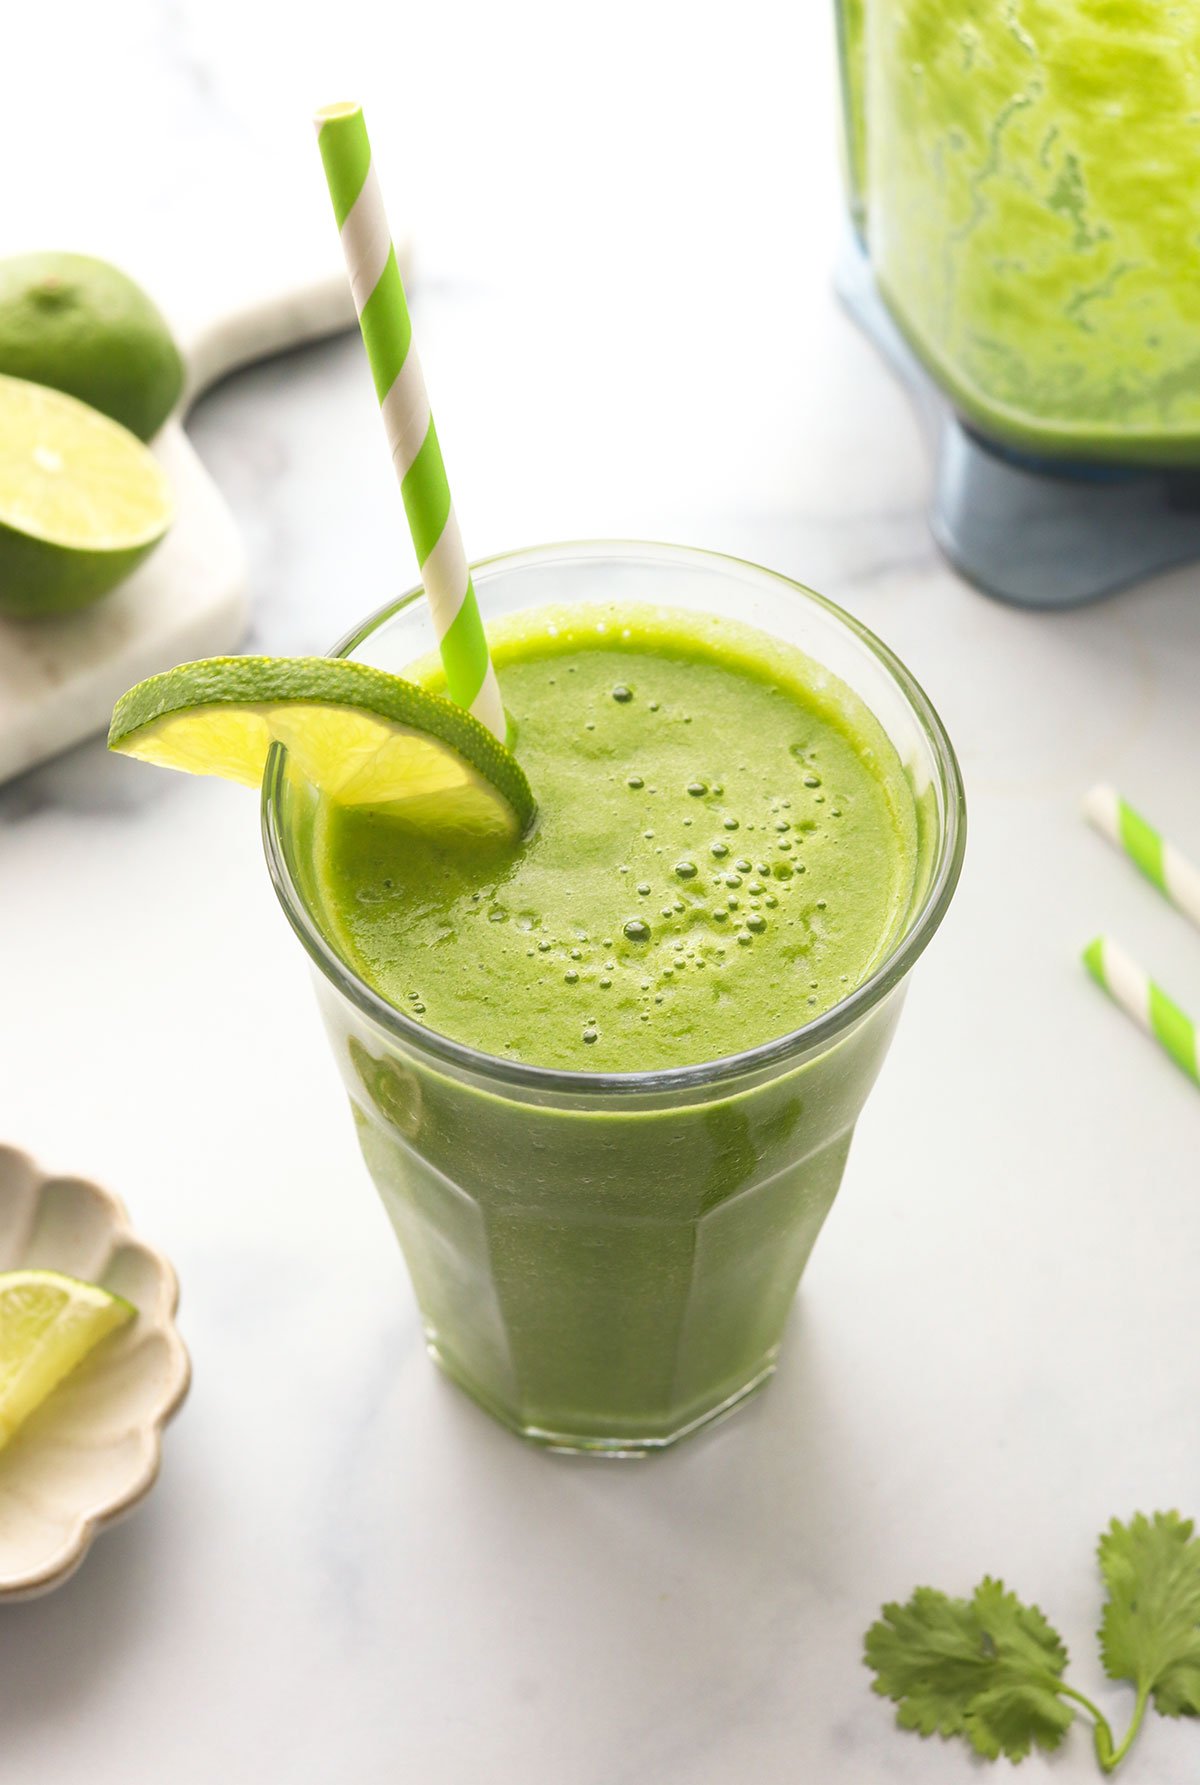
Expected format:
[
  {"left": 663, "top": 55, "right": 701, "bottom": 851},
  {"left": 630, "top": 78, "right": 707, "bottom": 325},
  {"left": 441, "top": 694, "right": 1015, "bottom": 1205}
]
[{"left": 3, "top": 3, "right": 1200, "bottom": 1781}]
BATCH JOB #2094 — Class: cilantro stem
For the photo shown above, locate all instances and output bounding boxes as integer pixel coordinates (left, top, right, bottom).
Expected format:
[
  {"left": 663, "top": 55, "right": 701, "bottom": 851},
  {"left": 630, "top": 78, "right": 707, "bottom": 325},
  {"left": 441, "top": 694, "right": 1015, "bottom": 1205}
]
[
  {"left": 1053, "top": 1684, "right": 1117, "bottom": 1771},
  {"left": 1054, "top": 1680, "right": 1150, "bottom": 1775},
  {"left": 1100, "top": 1685, "right": 1151, "bottom": 1775}
]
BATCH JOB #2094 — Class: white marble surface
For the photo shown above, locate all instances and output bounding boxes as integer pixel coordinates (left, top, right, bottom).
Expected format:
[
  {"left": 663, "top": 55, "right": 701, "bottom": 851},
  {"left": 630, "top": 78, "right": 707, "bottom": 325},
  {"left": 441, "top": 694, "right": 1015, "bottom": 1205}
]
[{"left": 4, "top": 3, "right": 1200, "bottom": 1781}]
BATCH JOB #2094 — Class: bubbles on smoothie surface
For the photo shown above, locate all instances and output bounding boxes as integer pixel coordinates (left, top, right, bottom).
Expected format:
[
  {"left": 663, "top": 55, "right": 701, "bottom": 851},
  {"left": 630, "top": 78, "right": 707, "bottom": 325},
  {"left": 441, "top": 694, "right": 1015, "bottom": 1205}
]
[{"left": 314, "top": 623, "right": 908, "bottom": 1068}]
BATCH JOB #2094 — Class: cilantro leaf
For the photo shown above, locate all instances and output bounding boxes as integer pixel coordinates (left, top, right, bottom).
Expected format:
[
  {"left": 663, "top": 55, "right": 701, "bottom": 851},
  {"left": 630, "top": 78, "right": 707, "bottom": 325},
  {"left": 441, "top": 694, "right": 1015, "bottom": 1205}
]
[
  {"left": 1099, "top": 1511, "right": 1200, "bottom": 1718},
  {"left": 967, "top": 1579, "right": 1077, "bottom": 1760},
  {"left": 865, "top": 1587, "right": 990, "bottom": 1741},
  {"left": 865, "top": 1577, "right": 1074, "bottom": 1762}
]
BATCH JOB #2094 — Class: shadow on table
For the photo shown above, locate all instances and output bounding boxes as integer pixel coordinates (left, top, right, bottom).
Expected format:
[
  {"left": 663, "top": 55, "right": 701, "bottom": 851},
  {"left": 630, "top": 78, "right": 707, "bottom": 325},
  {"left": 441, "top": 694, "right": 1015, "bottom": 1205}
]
[
  {"left": 320, "top": 1299, "right": 893, "bottom": 1783},
  {"left": 319, "top": 1290, "right": 892, "bottom": 1649},
  {"left": 0, "top": 1492, "right": 177, "bottom": 1735},
  {"left": 500, "top": 1302, "right": 884, "bottom": 1588}
]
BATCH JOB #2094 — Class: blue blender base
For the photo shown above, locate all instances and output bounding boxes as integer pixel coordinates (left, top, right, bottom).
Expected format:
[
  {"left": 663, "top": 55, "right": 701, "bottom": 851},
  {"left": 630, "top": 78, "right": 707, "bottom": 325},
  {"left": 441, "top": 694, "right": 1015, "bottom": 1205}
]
[{"left": 836, "top": 237, "right": 1200, "bottom": 609}]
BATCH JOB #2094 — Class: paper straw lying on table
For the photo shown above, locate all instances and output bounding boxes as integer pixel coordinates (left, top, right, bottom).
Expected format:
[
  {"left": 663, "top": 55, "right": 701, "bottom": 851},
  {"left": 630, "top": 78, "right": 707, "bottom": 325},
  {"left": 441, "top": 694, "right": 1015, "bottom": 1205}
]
[
  {"left": 314, "top": 101, "right": 506, "bottom": 741},
  {"left": 1082, "top": 935, "right": 1200, "bottom": 1088},
  {"left": 1084, "top": 785, "right": 1200, "bottom": 932}
]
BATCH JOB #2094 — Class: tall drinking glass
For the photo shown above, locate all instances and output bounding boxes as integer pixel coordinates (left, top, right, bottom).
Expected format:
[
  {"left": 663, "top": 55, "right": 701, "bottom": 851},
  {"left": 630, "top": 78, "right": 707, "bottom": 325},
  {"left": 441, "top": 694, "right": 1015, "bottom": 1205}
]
[{"left": 263, "top": 544, "right": 964, "bottom": 1453}]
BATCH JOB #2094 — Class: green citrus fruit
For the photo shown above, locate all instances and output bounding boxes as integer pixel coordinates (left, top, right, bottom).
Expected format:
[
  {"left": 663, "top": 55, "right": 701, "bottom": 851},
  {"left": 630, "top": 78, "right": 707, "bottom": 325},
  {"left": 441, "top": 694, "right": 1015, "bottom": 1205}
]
[
  {"left": 109, "top": 655, "right": 534, "bottom": 840},
  {"left": 0, "top": 374, "right": 174, "bottom": 617},
  {"left": 0, "top": 1269, "right": 135, "bottom": 1449},
  {"left": 0, "top": 252, "right": 183, "bottom": 440}
]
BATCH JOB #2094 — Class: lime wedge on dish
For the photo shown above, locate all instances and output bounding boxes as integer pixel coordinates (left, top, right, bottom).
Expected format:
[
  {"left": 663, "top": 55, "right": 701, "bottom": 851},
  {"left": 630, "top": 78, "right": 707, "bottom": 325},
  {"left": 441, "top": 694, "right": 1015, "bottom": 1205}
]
[
  {"left": 109, "top": 655, "right": 534, "bottom": 841},
  {"left": 0, "top": 372, "right": 173, "bottom": 618},
  {"left": 0, "top": 1270, "right": 135, "bottom": 1450}
]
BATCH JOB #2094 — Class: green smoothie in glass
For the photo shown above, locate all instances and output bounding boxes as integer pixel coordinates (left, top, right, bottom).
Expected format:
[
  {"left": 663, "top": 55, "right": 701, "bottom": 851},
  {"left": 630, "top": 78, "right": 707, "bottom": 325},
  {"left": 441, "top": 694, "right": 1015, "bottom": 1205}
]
[
  {"left": 264, "top": 544, "right": 964, "bottom": 1453},
  {"left": 312, "top": 604, "right": 917, "bottom": 1072}
]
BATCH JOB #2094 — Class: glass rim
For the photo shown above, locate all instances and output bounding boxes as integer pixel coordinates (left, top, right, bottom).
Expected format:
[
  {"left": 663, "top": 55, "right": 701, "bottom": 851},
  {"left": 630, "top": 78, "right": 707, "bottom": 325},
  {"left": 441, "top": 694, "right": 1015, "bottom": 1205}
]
[{"left": 262, "top": 539, "right": 966, "bottom": 1098}]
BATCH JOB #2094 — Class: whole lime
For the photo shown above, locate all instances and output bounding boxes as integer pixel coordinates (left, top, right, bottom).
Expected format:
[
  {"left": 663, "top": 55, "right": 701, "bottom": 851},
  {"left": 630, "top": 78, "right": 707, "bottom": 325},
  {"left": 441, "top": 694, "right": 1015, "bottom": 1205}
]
[{"left": 0, "top": 252, "right": 184, "bottom": 440}]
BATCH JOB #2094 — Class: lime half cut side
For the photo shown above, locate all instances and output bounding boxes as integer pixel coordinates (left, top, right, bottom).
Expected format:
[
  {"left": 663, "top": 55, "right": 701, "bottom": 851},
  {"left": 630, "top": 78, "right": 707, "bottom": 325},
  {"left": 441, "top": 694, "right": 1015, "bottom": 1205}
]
[
  {"left": 0, "top": 372, "right": 173, "bottom": 617},
  {"left": 108, "top": 655, "right": 535, "bottom": 842},
  {"left": 0, "top": 1270, "right": 135, "bottom": 1450}
]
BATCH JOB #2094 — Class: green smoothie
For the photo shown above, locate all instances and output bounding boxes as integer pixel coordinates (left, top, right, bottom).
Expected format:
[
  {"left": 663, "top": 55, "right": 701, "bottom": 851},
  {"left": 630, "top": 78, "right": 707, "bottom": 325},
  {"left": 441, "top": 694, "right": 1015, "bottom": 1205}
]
[
  {"left": 859, "top": 0, "right": 1200, "bottom": 463},
  {"left": 286, "top": 599, "right": 928, "bottom": 1449},
  {"left": 312, "top": 604, "right": 917, "bottom": 1073}
]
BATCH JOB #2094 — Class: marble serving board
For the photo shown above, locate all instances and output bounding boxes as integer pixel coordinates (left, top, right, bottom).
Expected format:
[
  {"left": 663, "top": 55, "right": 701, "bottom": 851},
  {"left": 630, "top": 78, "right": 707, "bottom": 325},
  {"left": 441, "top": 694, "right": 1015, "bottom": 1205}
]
[{"left": 0, "top": 197, "right": 406, "bottom": 786}]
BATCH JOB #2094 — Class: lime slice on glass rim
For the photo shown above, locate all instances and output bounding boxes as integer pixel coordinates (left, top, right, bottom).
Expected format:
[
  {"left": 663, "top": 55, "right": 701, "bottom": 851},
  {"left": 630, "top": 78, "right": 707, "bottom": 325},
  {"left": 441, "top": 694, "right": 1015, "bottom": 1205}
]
[
  {"left": 108, "top": 656, "right": 535, "bottom": 842},
  {"left": 0, "top": 1269, "right": 135, "bottom": 1450},
  {"left": 0, "top": 371, "right": 173, "bottom": 617}
]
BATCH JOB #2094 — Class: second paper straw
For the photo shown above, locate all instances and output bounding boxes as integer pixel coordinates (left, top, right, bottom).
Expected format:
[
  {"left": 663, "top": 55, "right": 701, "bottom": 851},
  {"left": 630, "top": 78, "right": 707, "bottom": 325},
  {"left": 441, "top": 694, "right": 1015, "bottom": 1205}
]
[
  {"left": 1084, "top": 784, "right": 1200, "bottom": 932},
  {"left": 1083, "top": 934, "right": 1200, "bottom": 1088},
  {"left": 315, "top": 102, "right": 506, "bottom": 741}
]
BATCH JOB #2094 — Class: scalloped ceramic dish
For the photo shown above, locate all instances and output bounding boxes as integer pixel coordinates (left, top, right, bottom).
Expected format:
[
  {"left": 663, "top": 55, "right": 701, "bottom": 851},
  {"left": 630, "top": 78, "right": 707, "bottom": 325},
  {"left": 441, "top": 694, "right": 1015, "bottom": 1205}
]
[{"left": 0, "top": 1147, "right": 190, "bottom": 1598}]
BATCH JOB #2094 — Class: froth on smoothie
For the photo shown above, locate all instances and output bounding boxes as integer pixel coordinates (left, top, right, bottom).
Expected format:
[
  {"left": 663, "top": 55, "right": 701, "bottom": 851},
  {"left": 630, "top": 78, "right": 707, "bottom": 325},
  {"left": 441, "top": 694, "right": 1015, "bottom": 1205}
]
[{"left": 309, "top": 604, "right": 919, "bottom": 1072}]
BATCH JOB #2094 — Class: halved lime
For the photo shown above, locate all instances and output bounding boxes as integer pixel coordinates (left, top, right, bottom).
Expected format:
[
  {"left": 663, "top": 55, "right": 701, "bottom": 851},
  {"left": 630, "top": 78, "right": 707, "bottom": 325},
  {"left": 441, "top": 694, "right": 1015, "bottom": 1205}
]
[
  {"left": 109, "top": 655, "right": 535, "bottom": 841},
  {"left": 0, "top": 1269, "right": 135, "bottom": 1449},
  {"left": 0, "top": 373, "right": 173, "bottom": 618}
]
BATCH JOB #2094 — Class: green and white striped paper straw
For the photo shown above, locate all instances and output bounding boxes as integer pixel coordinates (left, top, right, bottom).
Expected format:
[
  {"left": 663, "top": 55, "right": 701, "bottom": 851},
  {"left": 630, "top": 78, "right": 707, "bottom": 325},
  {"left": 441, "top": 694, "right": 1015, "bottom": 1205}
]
[
  {"left": 1082, "top": 934, "right": 1200, "bottom": 1088},
  {"left": 1084, "top": 784, "right": 1200, "bottom": 932},
  {"left": 314, "top": 102, "right": 506, "bottom": 741}
]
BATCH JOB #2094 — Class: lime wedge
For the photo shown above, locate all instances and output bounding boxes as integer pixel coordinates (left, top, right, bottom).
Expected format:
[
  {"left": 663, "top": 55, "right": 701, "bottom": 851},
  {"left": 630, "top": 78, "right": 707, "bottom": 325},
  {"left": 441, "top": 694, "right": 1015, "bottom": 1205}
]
[
  {"left": 109, "top": 655, "right": 535, "bottom": 841},
  {"left": 0, "top": 1269, "right": 135, "bottom": 1449},
  {"left": 0, "top": 372, "right": 173, "bottom": 617}
]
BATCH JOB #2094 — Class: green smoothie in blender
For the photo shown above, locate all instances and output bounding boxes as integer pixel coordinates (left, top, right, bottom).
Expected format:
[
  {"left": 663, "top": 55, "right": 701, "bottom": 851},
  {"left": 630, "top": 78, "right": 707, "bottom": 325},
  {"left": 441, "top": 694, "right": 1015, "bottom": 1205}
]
[{"left": 842, "top": 0, "right": 1200, "bottom": 463}]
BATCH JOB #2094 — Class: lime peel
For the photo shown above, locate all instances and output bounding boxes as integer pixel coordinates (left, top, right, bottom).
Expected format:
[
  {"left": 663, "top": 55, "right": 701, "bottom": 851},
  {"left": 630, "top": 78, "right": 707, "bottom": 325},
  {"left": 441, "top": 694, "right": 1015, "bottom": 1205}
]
[
  {"left": 109, "top": 655, "right": 535, "bottom": 841},
  {"left": 0, "top": 251, "right": 184, "bottom": 441}
]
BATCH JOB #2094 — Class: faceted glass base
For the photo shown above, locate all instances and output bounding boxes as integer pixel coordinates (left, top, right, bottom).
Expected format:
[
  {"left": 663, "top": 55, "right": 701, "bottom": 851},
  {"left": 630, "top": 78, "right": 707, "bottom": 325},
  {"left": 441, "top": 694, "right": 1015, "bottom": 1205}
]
[{"left": 426, "top": 1334, "right": 779, "bottom": 1457}]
